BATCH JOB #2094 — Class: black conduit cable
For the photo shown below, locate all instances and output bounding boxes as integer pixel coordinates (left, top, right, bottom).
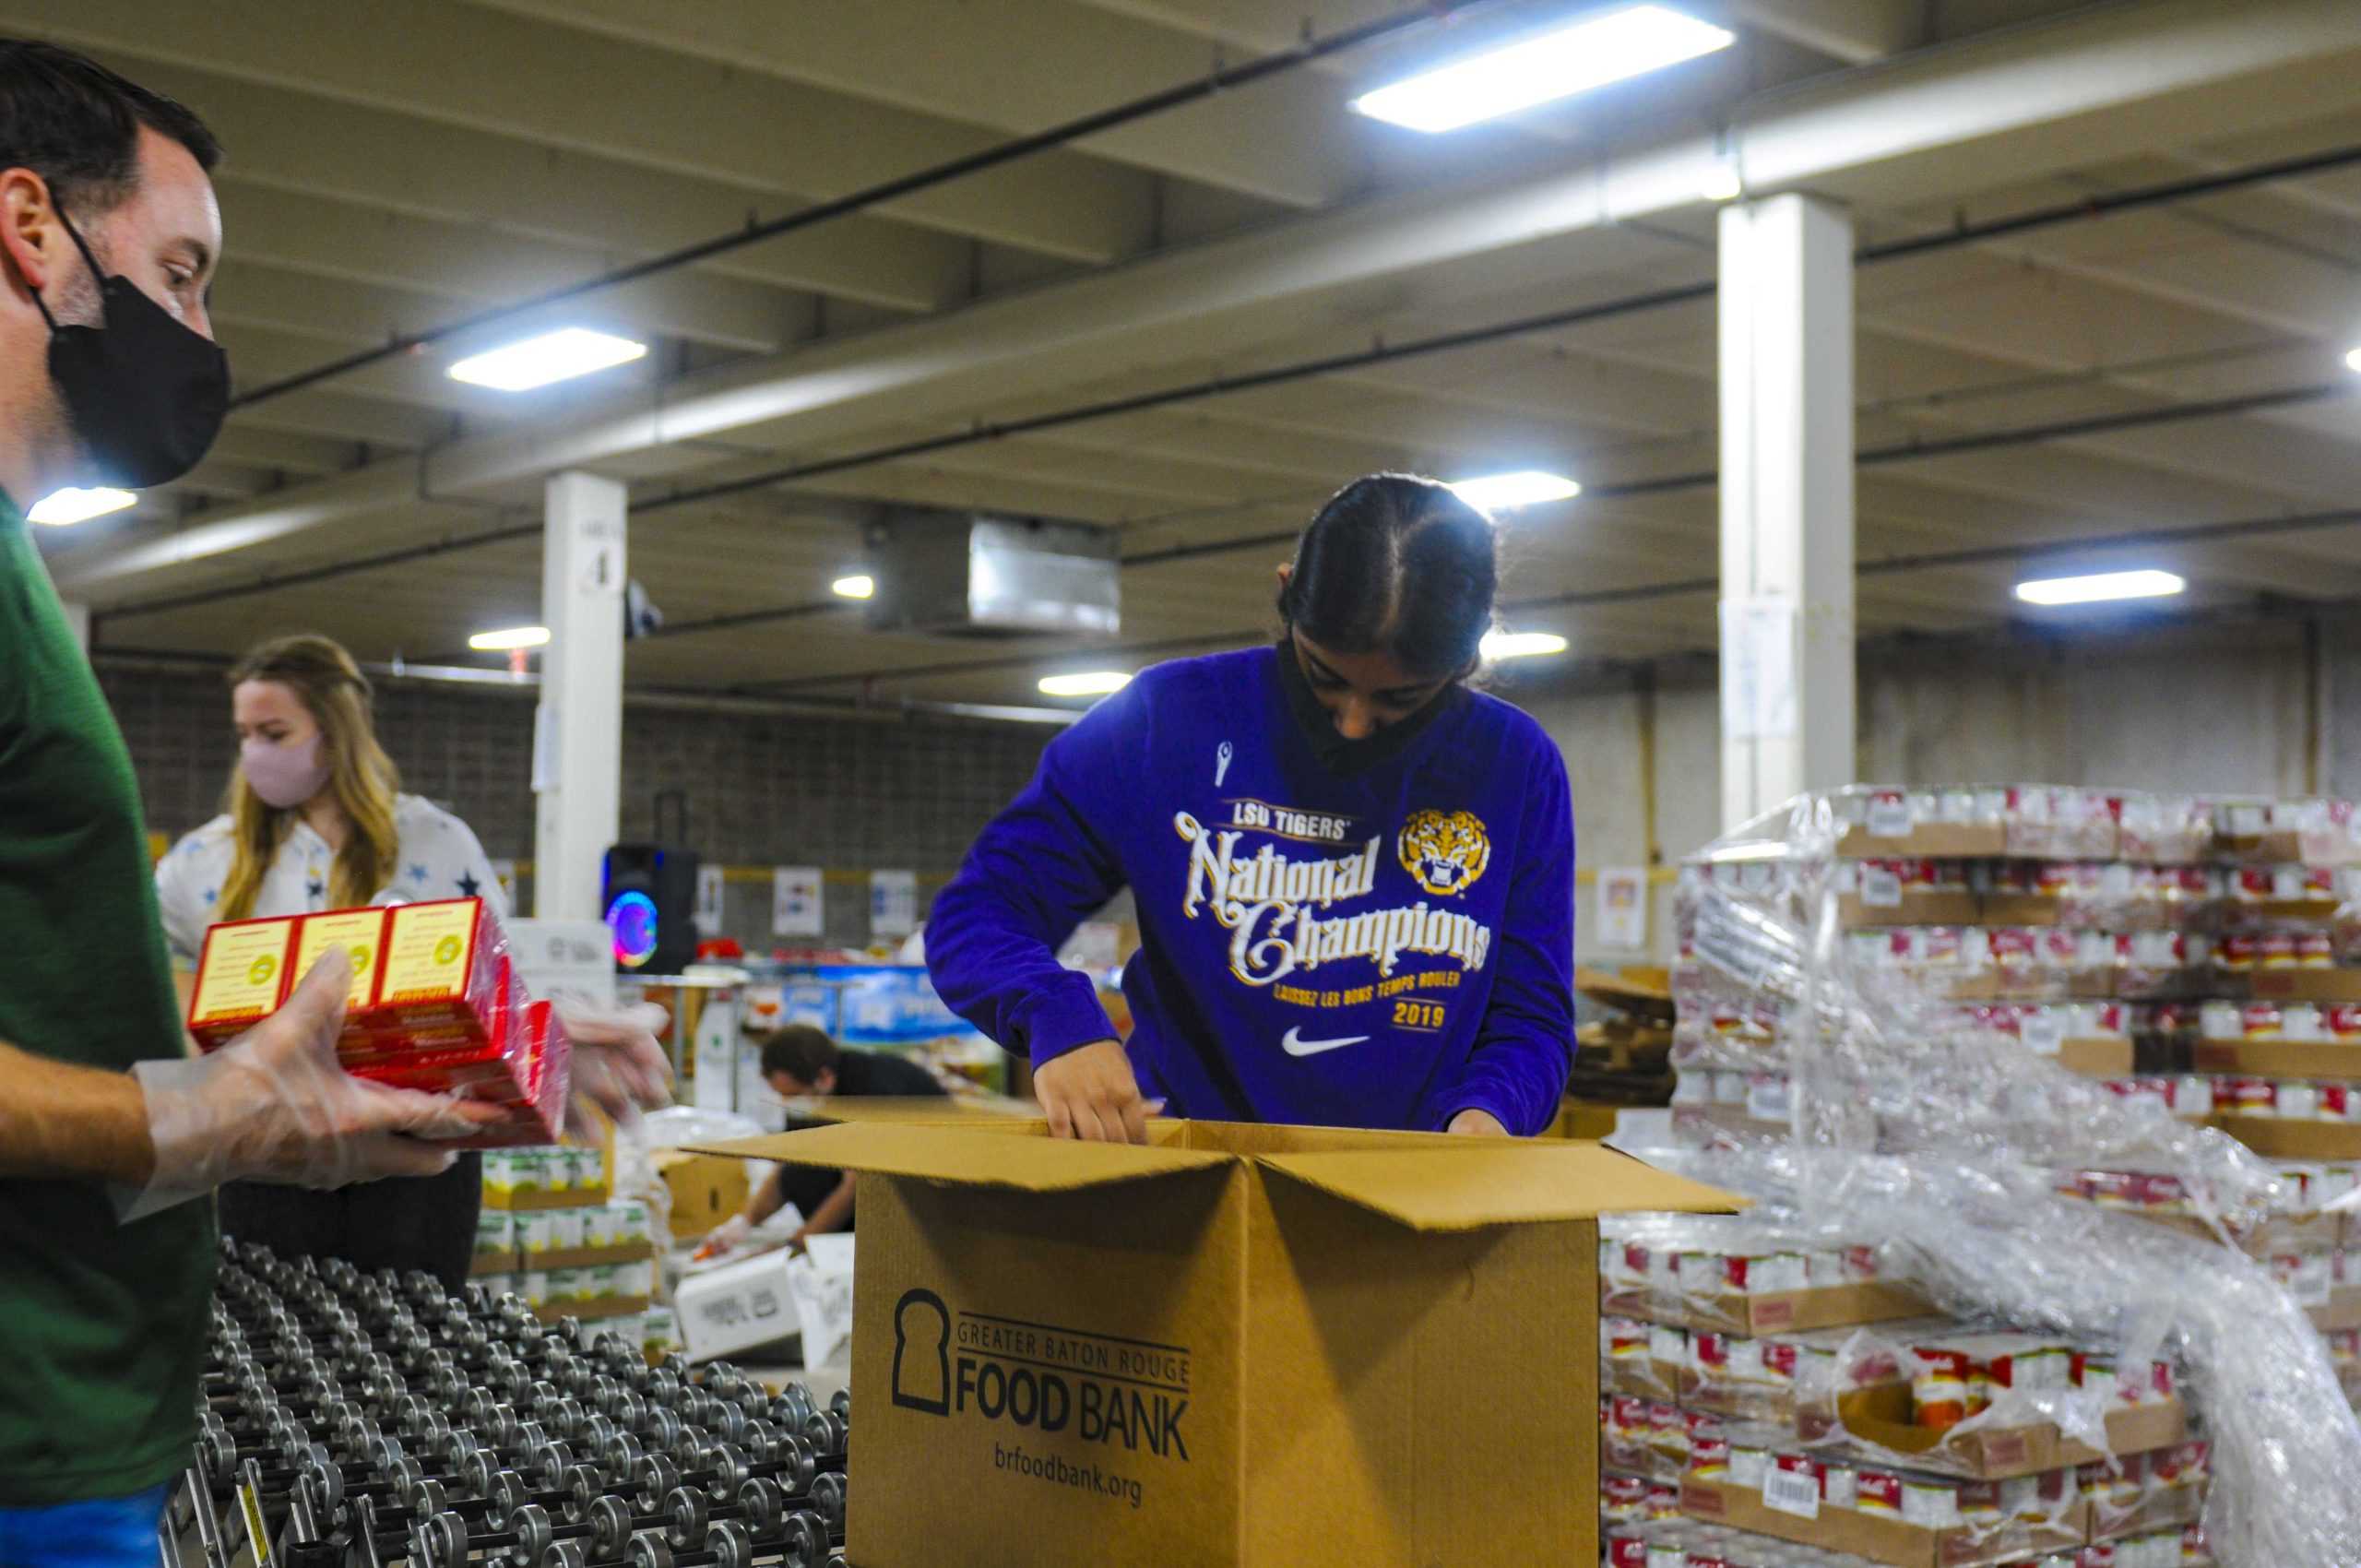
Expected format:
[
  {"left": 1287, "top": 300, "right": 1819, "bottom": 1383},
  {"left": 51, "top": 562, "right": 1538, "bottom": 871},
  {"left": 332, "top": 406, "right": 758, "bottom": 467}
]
[
  {"left": 97, "top": 140, "right": 2361, "bottom": 626},
  {"left": 221, "top": 0, "right": 1513, "bottom": 411}
]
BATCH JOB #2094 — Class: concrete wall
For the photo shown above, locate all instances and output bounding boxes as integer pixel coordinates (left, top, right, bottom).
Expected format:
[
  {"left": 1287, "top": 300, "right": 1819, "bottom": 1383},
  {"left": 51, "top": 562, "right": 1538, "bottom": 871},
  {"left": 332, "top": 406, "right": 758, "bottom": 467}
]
[
  {"left": 99, "top": 608, "right": 2352, "bottom": 961},
  {"left": 1508, "top": 612, "right": 2343, "bottom": 964}
]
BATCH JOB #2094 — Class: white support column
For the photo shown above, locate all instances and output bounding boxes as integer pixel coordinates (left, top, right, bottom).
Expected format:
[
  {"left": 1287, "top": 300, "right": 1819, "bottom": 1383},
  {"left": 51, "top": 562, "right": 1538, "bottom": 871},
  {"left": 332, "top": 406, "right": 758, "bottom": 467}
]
[
  {"left": 534, "top": 471, "right": 626, "bottom": 921},
  {"left": 1718, "top": 193, "right": 1857, "bottom": 834},
  {"left": 60, "top": 600, "right": 89, "bottom": 653}
]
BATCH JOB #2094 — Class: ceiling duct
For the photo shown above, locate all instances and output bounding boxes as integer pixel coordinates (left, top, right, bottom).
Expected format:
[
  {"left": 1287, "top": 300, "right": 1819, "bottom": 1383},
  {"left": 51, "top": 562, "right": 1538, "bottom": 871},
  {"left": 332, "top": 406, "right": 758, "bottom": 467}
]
[{"left": 864, "top": 511, "right": 1120, "bottom": 638}]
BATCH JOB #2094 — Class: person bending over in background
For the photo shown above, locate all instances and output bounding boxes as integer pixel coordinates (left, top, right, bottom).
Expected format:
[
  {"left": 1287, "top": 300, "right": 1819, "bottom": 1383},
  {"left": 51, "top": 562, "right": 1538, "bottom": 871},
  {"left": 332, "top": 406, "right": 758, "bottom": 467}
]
[
  {"left": 155, "top": 633, "right": 514, "bottom": 1292},
  {"left": 927, "top": 473, "right": 1575, "bottom": 1144},
  {"left": 697, "top": 1024, "right": 948, "bottom": 1259}
]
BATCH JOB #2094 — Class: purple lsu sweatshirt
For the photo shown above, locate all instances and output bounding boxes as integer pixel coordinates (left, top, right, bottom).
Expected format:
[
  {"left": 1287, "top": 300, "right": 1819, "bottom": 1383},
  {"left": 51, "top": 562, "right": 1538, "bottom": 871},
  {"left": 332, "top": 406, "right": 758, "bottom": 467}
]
[{"left": 926, "top": 647, "right": 1575, "bottom": 1136}]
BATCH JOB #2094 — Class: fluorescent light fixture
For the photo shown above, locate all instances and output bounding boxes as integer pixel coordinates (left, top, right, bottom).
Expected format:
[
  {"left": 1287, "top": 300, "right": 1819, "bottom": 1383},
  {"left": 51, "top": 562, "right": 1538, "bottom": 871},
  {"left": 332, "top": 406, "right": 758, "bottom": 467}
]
[
  {"left": 2013, "top": 570, "right": 2186, "bottom": 607},
  {"left": 448, "top": 327, "right": 647, "bottom": 392},
  {"left": 1481, "top": 630, "right": 1570, "bottom": 661},
  {"left": 2345, "top": 345, "right": 2361, "bottom": 374},
  {"left": 468, "top": 624, "right": 551, "bottom": 651},
  {"left": 1038, "top": 671, "right": 1132, "bottom": 697},
  {"left": 1451, "top": 470, "right": 1583, "bottom": 512},
  {"left": 1351, "top": 5, "right": 1736, "bottom": 134},
  {"left": 29, "top": 486, "right": 136, "bottom": 526},
  {"left": 831, "top": 574, "right": 875, "bottom": 600}
]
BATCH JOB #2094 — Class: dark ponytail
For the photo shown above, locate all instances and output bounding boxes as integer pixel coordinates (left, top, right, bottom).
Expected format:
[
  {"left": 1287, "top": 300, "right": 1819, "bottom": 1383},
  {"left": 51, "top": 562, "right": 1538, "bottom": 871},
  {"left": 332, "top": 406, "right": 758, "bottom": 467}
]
[{"left": 1277, "top": 473, "right": 1499, "bottom": 680}]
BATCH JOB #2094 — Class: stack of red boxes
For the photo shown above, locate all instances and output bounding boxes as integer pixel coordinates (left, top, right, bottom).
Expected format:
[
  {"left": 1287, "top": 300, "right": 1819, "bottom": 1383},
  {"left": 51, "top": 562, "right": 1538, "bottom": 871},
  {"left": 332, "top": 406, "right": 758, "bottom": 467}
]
[{"left": 186, "top": 897, "right": 568, "bottom": 1147}]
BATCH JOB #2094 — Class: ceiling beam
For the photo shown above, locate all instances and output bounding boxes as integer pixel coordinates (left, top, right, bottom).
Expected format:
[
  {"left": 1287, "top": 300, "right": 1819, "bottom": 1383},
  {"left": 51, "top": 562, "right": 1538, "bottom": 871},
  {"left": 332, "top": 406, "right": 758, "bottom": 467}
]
[
  {"left": 107, "top": 53, "right": 969, "bottom": 315},
  {"left": 217, "top": 181, "right": 809, "bottom": 355},
  {"left": 453, "top": 0, "right": 1359, "bottom": 209},
  {"left": 61, "top": 0, "right": 2361, "bottom": 595},
  {"left": 1719, "top": 0, "right": 1917, "bottom": 63},
  {"left": 4, "top": 0, "right": 1153, "bottom": 262}
]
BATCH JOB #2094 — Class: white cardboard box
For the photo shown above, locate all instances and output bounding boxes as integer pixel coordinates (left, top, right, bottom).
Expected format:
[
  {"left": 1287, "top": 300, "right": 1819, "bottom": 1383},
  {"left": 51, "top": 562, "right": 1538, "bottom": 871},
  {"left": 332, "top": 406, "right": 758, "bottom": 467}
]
[{"left": 676, "top": 1233, "right": 856, "bottom": 1365}]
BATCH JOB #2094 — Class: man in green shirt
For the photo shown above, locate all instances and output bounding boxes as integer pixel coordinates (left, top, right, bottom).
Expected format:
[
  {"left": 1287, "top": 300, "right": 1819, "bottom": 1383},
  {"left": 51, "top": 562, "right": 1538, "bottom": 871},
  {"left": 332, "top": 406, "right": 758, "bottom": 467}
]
[{"left": 0, "top": 44, "right": 670, "bottom": 1562}]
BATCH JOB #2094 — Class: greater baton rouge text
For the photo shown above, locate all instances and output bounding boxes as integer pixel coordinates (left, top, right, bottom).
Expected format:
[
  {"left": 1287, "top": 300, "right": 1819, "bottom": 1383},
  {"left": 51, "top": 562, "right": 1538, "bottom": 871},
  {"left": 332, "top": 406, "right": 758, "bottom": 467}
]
[{"left": 955, "top": 1312, "right": 1190, "bottom": 1461}]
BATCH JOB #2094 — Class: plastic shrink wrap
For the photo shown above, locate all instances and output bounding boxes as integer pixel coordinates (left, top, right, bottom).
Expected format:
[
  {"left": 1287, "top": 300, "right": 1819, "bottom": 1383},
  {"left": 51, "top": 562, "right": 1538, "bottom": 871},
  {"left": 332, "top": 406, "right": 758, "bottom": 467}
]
[{"left": 1607, "top": 787, "right": 2361, "bottom": 1567}]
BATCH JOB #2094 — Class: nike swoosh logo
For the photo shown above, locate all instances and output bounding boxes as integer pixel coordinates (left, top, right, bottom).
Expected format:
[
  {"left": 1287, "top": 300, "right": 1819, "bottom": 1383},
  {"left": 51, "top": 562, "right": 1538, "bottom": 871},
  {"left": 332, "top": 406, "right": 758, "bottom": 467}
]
[{"left": 1281, "top": 1027, "right": 1370, "bottom": 1058}]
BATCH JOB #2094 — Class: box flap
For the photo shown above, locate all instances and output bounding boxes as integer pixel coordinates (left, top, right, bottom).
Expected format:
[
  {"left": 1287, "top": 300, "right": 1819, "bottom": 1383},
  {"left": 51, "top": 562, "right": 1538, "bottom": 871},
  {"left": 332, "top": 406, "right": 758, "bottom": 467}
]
[
  {"left": 687, "top": 1121, "right": 1229, "bottom": 1194},
  {"left": 783, "top": 1095, "right": 1043, "bottom": 1127},
  {"left": 1256, "top": 1142, "right": 1740, "bottom": 1232}
]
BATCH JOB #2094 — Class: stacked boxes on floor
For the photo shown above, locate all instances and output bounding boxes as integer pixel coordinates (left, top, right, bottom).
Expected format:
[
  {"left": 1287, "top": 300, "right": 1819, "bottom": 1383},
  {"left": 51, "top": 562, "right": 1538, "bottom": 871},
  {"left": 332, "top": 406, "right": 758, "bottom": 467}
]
[
  {"left": 1604, "top": 784, "right": 2361, "bottom": 1567},
  {"left": 1596, "top": 1215, "right": 2209, "bottom": 1568},
  {"left": 474, "top": 1146, "right": 658, "bottom": 1347}
]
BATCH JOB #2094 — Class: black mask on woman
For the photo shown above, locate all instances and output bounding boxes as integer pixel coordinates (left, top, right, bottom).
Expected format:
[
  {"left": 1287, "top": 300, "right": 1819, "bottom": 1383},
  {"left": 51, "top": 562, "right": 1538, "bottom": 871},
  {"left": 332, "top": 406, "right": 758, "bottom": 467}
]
[{"left": 31, "top": 204, "right": 229, "bottom": 490}]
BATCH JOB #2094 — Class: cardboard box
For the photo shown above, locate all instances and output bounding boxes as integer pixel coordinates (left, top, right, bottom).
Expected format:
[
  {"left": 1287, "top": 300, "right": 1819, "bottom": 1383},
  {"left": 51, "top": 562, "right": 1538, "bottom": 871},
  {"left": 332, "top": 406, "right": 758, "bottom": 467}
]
[
  {"left": 1549, "top": 1101, "right": 1623, "bottom": 1141},
  {"left": 2311, "top": 1286, "right": 2361, "bottom": 1334},
  {"left": 654, "top": 1150, "right": 753, "bottom": 1240},
  {"left": 697, "top": 1119, "right": 1733, "bottom": 1568},
  {"left": 532, "top": 1294, "right": 650, "bottom": 1325},
  {"left": 2192, "top": 1039, "right": 2361, "bottom": 1079},
  {"left": 2053, "top": 1039, "right": 2134, "bottom": 1078},
  {"left": 2242, "top": 969, "right": 2361, "bottom": 1004},
  {"left": 1836, "top": 825, "right": 2008, "bottom": 861},
  {"left": 1811, "top": 1384, "right": 2189, "bottom": 1479},
  {"left": 1679, "top": 1476, "right": 2082, "bottom": 1568},
  {"left": 1602, "top": 1279, "right": 1932, "bottom": 1336},
  {"left": 2213, "top": 1114, "right": 2361, "bottom": 1160},
  {"left": 1839, "top": 892, "right": 1982, "bottom": 930}
]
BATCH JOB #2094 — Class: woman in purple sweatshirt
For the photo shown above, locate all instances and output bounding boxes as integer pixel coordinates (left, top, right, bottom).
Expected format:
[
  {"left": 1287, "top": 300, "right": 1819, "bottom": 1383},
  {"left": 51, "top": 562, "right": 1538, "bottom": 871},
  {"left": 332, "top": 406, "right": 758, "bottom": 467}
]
[{"left": 928, "top": 474, "right": 1576, "bottom": 1143}]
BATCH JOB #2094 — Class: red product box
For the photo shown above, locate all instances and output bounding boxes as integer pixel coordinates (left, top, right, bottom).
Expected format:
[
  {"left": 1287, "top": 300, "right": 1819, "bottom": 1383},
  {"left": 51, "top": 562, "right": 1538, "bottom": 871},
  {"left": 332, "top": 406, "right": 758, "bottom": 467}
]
[
  {"left": 436, "top": 999, "right": 571, "bottom": 1149},
  {"left": 187, "top": 915, "right": 301, "bottom": 1050},
  {"left": 362, "top": 898, "right": 511, "bottom": 1055}
]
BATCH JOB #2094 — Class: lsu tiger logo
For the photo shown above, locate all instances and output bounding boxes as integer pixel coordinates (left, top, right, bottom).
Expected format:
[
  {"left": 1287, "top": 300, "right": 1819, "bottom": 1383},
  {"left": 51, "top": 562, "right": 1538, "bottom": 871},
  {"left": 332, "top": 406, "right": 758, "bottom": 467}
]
[{"left": 1397, "top": 810, "right": 1491, "bottom": 898}]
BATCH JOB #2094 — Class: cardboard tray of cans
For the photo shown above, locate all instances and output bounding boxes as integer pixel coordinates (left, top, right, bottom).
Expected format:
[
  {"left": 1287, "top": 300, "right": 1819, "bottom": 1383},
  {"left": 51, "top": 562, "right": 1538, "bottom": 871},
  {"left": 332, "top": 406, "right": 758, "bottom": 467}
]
[
  {"left": 1679, "top": 1473, "right": 2086, "bottom": 1568},
  {"left": 1601, "top": 1517, "right": 2211, "bottom": 1568},
  {"left": 2192, "top": 1037, "right": 2361, "bottom": 1078},
  {"left": 1801, "top": 1384, "right": 2190, "bottom": 1483},
  {"left": 2211, "top": 1113, "right": 2361, "bottom": 1160},
  {"left": 1606, "top": 1280, "right": 1936, "bottom": 1339}
]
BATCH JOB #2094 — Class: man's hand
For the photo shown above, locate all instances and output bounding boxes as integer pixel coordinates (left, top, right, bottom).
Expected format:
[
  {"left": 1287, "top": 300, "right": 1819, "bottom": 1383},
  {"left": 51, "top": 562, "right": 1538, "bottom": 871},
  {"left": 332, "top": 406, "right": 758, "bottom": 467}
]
[
  {"left": 1034, "top": 1039, "right": 1157, "bottom": 1145},
  {"left": 130, "top": 952, "right": 503, "bottom": 1207},
  {"left": 1446, "top": 1108, "right": 1510, "bottom": 1137},
  {"left": 554, "top": 1001, "right": 675, "bottom": 1138}
]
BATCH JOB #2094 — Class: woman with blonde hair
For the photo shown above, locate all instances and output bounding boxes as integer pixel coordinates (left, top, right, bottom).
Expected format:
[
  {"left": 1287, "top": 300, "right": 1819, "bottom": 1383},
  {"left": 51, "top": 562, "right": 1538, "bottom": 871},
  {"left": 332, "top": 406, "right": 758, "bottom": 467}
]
[{"left": 156, "top": 633, "right": 510, "bottom": 1289}]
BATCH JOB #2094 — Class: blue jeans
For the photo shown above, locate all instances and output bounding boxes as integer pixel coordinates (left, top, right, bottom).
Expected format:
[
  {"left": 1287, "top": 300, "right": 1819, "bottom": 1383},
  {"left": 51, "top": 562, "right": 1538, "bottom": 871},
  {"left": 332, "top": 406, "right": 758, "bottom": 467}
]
[{"left": 0, "top": 1486, "right": 169, "bottom": 1568}]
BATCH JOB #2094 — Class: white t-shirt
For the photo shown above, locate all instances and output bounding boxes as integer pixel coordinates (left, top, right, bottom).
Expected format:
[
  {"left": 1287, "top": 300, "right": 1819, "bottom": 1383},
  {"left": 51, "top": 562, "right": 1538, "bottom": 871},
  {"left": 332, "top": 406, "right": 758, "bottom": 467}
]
[{"left": 156, "top": 792, "right": 508, "bottom": 965}]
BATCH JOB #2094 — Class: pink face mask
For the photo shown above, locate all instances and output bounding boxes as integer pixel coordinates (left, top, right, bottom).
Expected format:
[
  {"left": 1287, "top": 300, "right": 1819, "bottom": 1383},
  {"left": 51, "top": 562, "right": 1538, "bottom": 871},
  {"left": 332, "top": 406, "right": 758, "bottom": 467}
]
[{"left": 240, "top": 735, "right": 331, "bottom": 811}]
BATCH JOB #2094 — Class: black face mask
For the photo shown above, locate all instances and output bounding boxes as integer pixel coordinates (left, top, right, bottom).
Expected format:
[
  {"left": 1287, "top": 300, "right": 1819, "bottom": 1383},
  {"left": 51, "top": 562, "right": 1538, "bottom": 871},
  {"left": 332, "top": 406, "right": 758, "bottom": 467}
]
[{"left": 31, "top": 206, "right": 229, "bottom": 490}]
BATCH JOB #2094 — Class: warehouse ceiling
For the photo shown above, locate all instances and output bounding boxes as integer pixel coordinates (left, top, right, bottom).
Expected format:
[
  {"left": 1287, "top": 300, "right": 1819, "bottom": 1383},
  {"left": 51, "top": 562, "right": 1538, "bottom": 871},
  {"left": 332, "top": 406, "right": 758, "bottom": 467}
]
[{"left": 26, "top": 0, "right": 2361, "bottom": 713}]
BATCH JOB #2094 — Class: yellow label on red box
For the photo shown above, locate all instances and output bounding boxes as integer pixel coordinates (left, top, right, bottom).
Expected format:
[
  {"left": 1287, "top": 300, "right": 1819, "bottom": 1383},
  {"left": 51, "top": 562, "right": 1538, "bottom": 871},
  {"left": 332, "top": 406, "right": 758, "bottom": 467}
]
[
  {"left": 294, "top": 909, "right": 387, "bottom": 1012},
  {"left": 382, "top": 900, "right": 478, "bottom": 1003},
  {"left": 192, "top": 919, "right": 295, "bottom": 1024}
]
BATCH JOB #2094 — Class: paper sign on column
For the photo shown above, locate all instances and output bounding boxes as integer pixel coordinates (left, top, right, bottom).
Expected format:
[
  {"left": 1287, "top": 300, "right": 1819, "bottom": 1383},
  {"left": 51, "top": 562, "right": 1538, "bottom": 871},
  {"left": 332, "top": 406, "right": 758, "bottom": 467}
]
[
  {"left": 772, "top": 866, "right": 824, "bottom": 938},
  {"left": 1596, "top": 867, "right": 1649, "bottom": 951},
  {"left": 870, "top": 870, "right": 919, "bottom": 938},
  {"left": 694, "top": 864, "right": 726, "bottom": 936},
  {"left": 1719, "top": 597, "right": 1798, "bottom": 741}
]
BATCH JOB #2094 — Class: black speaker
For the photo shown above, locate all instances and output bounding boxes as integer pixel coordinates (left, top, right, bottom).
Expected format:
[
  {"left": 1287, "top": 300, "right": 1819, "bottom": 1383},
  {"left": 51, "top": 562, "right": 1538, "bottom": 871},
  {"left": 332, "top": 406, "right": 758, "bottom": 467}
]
[{"left": 602, "top": 842, "right": 702, "bottom": 975}]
